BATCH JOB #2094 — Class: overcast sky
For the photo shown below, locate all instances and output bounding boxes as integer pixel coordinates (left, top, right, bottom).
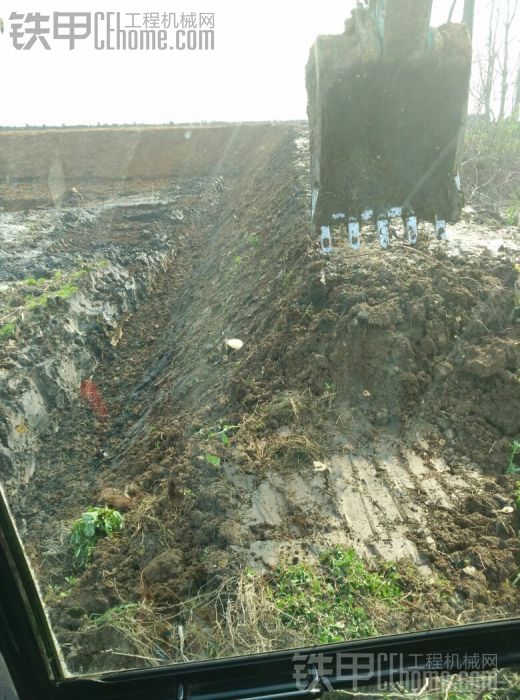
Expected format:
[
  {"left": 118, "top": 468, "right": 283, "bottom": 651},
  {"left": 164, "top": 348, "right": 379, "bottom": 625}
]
[{"left": 0, "top": 0, "right": 515, "bottom": 126}]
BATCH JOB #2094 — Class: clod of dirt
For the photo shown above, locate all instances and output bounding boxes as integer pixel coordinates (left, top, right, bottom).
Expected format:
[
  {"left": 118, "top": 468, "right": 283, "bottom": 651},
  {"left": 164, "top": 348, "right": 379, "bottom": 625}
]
[
  {"left": 98, "top": 487, "right": 134, "bottom": 512},
  {"left": 142, "top": 549, "right": 184, "bottom": 584}
]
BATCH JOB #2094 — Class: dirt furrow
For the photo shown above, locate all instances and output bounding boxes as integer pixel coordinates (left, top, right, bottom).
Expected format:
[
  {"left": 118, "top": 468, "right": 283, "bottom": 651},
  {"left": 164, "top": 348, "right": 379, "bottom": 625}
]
[{"left": 0, "top": 123, "right": 519, "bottom": 674}]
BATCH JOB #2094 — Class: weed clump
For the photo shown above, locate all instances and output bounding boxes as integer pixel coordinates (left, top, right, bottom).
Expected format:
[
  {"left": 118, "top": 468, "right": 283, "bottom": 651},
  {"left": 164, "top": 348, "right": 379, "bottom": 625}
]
[
  {"left": 0, "top": 322, "right": 16, "bottom": 342},
  {"left": 269, "top": 546, "right": 401, "bottom": 643},
  {"left": 70, "top": 506, "right": 124, "bottom": 569},
  {"left": 507, "top": 440, "right": 520, "bottom": 475}
]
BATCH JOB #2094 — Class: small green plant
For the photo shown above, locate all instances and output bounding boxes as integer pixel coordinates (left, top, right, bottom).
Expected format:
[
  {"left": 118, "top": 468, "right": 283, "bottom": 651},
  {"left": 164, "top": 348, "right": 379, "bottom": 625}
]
[
  {"left": 205, "top": 453, "right": 221, "bottom": 467},
  {"left": 44, "top": 584, "right": 70, "bottom": 601},
  {"left": 70, "top": 506, "right": 124, "bottom": 569},
  {"left": 506, "top": 204, "right": 519, "bottom": 226},
  {"left": 207, "top": 423, "right": 239, "bottom": 446},
  {"left": 507, "top": 440, "right": 520, "bottom": 475},
  {"left": 513, "top": 482, "right": 520, "bottom": 512},
  {"left": 43, "top": 574, "right": 81, "bottom": 602},
  {"left": 269, "top": 546, "right": 401, "bottom": 644},
  {"left": 0, "top": 322, "right": 16, "bottom": 342},
  {"left": 199, "top": 547, "right": 210, "bottom": 561}
]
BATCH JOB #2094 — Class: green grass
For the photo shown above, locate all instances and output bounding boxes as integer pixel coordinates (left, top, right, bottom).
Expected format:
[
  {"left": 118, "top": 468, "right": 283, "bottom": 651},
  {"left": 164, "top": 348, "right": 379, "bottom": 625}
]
[
  {"left": 0, "top": 262, "right": 102, "bottom": 345},
  {"left": 54, "top": 283, "right": 78, "bottom": 299},
  {"left": 70, "top": 507, "right": 124, "bottom": 569},
  {"left": 506, "top": 203, "right": 519, "bottom": 226},
  {"left": 269, "top": 546, "right": 401, "bottom": 644},
  {"left": 24, "top": 276, "right": 49, "bottom": 286},
  {"left": 24, "top": 283, "right": 78, "bottom": 310},
  {"left": 0, "top": 322, "right": 16, "bottom": 342},
  {"left": 25, "top": 294, "right": 49, "bottom": 309},
  {"left": 92, "top": 602, "right": 140, "bottom": 627},
  {"left": 13, "top": 263, "right": 106, "bottom": 316},
  {"left": 507, "top": 440, "right": 520, "bottom": 475}
]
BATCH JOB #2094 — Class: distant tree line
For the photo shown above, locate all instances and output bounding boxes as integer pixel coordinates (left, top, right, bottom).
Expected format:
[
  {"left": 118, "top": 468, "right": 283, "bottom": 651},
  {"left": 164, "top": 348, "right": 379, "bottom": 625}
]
[{"left": 465, "top": 0, "right": 519, "bottom": 121}]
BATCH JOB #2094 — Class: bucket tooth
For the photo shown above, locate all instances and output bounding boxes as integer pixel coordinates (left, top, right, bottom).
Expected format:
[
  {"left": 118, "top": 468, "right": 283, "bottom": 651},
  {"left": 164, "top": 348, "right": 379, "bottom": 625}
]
[
  {"left": 405, "top": 213, "right": 418, "bottom": 245},
  {"left": 320, "top": 225, "right": 333, "bottom": 254},
  {"left": 435, "top": 217, "right": 447, "bottom": 240},
  {"left": 377, "top": 214, "right": 390, "bottom": 249},
  {"left": 348, "top": 217, "right": 361, "bottom": 250}
]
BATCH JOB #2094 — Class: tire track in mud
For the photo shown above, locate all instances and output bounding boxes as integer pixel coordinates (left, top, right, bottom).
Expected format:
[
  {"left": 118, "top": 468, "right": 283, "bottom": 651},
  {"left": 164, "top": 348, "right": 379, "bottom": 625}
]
[{"left": 236, "top": 437, "right": 485, "bottom": 574}]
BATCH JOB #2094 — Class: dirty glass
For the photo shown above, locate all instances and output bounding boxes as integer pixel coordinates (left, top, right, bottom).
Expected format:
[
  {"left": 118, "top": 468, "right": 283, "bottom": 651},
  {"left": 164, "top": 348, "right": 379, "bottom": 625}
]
[{"left": 0, "top": 0, "right": 519, "bottom": 683}]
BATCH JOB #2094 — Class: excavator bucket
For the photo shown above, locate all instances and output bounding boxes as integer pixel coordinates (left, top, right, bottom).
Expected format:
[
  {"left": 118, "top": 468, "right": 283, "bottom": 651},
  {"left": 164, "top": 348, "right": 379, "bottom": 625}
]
[{"left": 306, "top": 0, "right": 473, "bottom": 250}]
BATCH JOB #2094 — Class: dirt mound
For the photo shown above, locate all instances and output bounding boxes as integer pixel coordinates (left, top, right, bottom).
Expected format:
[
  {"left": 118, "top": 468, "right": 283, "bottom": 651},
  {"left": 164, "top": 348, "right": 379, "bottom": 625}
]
[{"left": 0, "top": 123, "right": 519, "bottom": 674}]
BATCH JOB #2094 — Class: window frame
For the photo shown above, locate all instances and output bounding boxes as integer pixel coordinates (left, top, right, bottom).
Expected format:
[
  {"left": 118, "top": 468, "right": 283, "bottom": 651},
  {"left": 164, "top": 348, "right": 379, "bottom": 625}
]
[{"left": 1, "top": 487, "right": 520, "bottom": 700}]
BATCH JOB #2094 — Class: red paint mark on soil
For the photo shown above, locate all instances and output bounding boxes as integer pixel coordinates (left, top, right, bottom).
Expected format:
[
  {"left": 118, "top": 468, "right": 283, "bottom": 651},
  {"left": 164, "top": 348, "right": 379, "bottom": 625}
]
[{"left": 80, "top": 379, "right": 108, "bottom": 418}]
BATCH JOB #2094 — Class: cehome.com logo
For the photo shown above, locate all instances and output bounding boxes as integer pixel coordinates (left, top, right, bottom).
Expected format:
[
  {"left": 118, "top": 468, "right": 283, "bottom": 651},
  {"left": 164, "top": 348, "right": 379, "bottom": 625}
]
[{"left": 4, "top": 12, "right": 215, "bottom": 51}]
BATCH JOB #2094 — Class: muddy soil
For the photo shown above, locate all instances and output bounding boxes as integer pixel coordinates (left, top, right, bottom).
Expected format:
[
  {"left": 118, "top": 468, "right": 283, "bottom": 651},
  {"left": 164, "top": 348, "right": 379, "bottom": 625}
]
[{"left": 1, "top": 123, "right": 519, "bottom": 675}]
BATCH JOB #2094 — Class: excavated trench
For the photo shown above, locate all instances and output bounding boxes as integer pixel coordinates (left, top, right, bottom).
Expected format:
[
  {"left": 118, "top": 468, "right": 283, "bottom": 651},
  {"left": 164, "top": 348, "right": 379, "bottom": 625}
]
[{"left": 1, "top": 123, "right": 519, "bottom": 675}]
